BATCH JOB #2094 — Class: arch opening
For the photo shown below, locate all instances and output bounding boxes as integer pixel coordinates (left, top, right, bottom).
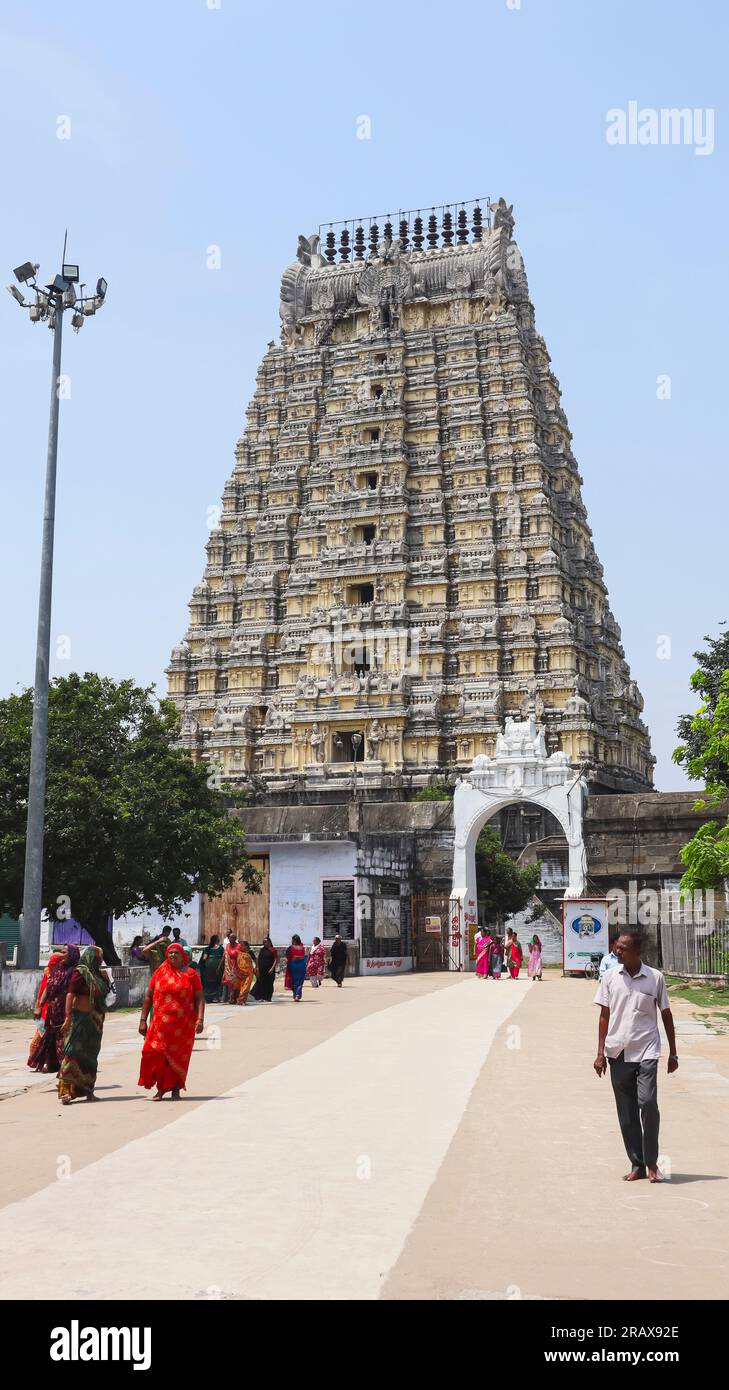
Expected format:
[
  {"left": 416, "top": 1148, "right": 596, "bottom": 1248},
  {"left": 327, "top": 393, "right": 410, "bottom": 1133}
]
[{"left": 449, "top": 714, "right": 588, "bottom": 970}]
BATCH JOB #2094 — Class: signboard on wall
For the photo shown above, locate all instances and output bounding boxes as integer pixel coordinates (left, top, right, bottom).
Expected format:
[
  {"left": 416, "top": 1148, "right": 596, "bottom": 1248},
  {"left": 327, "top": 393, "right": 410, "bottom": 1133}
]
[
  {"left": 424, "top": 915, "right": 442, "bottom": 934},
  {"left": 322, "top": 878, "right": 355, "bottom": 940},
  {"left": 359, "top": 956, "right": 413, "bottom": 975},
  {"left": 562, "top": 898, "right": 610, "bottom": 974},
  {"left": 464, "top": 897, "right": 478, "bottom": 963},
  {"left": 374, "top": 896, "right": 401, "bottom": 938}
]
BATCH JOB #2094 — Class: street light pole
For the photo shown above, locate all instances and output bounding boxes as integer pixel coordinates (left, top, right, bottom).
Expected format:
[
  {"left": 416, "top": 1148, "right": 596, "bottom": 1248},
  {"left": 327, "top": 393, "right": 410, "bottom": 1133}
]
[
  {"left": 19, "top": 307, "right": 64, "bottom": 967},
  {"left": 7, "top": 255, "right": 107, "bottom": 968}
]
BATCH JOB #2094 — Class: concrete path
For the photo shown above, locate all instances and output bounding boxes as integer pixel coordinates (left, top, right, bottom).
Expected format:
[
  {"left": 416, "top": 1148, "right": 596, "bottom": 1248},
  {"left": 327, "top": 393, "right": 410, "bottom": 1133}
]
[
  {"left": 383, "top": 977, "right": 729, "bottom": 1301},
  {"left": 0, "top": 973, "right": 727, "bottom": 1300}
]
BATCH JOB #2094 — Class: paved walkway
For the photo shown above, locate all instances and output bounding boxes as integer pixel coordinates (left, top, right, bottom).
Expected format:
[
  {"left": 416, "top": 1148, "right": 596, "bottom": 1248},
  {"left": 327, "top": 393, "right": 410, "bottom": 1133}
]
[{"left": 0, "top": 973, "right": 727, "bottom": 1300}]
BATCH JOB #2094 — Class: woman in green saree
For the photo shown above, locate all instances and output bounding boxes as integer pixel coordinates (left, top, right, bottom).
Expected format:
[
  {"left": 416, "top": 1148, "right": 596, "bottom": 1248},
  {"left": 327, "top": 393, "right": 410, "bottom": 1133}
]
[
  {"left": 58, "top": 945, "right": 111, "bottom": 1105},
  {"left": 198, "top": 934, "right": 225, "bottom": 1003}
]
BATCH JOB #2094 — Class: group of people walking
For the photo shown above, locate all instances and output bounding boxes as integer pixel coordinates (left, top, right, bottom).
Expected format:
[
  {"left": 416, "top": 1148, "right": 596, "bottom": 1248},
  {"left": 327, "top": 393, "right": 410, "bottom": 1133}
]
[
  {"left": 193, "top": 930, "right": 348, "bottom": 1004},
  {"left": 27, "top": 943, "right": 112, "bottom": 1103},
  {"left": 28, "top": 928, "right": 350, "bottom": 1104},
  {"left": 474, "top": 927, "right": 542, "bottom": 981}
]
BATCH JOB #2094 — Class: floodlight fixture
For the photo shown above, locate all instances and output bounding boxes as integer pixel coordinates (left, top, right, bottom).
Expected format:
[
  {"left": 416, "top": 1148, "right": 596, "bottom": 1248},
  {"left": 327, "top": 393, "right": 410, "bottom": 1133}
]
[
  {"left": 14, "top": 261, "right": 38, "bottom": 284},
  {"left": 7, "top": 284, "right": 26, "bottom": 305},
  {"left": 62, "top": 263, "right": 80, "bottom": 283},
  {"left": 96, "top": 277, "right": 107, "bottom": 300}
]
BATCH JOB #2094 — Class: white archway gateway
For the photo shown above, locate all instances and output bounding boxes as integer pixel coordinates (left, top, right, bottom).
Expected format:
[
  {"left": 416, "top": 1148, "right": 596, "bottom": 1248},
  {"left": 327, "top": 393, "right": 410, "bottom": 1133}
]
[{"left": 450, "top": 714, "right": 588, "bottom": 970}]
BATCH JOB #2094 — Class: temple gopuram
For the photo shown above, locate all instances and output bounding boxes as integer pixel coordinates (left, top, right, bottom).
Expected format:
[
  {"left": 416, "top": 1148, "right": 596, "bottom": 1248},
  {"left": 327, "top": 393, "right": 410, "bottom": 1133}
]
[
  {"left": 168, "top": 198, "right": 652, "bottom": 795},
  {"left": 167, "top": 198, "right": 663, "bottom": 967}
]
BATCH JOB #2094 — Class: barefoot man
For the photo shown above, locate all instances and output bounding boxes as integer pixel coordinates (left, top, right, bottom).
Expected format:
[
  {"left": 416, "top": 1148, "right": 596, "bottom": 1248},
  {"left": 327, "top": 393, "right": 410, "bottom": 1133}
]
[{"left": 593, "top": 930, "right": 679, "bottom": 1183}]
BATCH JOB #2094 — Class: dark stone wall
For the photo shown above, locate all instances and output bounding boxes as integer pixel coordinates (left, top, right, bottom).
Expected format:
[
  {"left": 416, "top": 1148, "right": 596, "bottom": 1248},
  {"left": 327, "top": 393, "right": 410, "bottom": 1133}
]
[
  {"left": 585, "top": 792, "right": 728, "bottom": 882},
  {"left": 234, "top": 792, "right": 727, "bottom": 969},
  {"left": 237, "top": 791, "right": 726, "bottom": 891}
]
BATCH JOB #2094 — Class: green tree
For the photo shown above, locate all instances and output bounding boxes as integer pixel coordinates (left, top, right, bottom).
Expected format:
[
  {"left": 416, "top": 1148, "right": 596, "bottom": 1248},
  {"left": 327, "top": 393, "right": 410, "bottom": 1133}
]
[
  {"left": 413, "top": 780, "right": 452, "bottom": 802},
  {"left": 673, "top": 625, "right": 729, "bottom": 891},
  {"left": 475, "top": 824, "right": 541, "bottom": 923},
  {"left": 0, "top": 673, "right": 259, "bottom": 963}
]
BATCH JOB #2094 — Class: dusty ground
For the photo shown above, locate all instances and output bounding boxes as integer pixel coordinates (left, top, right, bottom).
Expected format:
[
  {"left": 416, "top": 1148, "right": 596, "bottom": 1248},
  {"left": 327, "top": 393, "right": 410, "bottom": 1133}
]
[{"left": 0, "top": 972, "right": 726, "bottom": 1300}]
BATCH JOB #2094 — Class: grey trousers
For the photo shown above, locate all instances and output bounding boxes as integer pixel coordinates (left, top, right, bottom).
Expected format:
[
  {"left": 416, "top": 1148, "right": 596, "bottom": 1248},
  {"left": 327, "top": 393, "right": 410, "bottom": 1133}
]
[{"left": 608, "top": 1052, "right": 660, "bottom": 1170}]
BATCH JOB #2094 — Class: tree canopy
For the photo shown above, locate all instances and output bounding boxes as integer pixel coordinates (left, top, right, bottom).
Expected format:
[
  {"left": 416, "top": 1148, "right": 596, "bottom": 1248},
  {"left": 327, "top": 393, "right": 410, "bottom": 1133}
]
[
  {"left": 0, "top": 673, "right": 259, "bottom": 962},
  {"left": 673, "top": 626, "right": 729, "bottom": 891},
  {"left": 413, "top": 780, "right": 452, "bottom": 802},
  {"left": 412, "top": 783, "right": 541, "bottom": 917},
  {"left": 475, "top": 823, "right": 541, "bottom": 922}
]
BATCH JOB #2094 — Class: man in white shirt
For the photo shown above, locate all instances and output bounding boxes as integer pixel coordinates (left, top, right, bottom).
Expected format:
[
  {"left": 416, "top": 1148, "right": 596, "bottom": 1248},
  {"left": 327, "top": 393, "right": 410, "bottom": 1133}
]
[
  {"left": 594, "top": 931, "right": 678, "bottom": 1183},
  {"left": 599, "top": 936, "right": 620, "bottom": 978}
]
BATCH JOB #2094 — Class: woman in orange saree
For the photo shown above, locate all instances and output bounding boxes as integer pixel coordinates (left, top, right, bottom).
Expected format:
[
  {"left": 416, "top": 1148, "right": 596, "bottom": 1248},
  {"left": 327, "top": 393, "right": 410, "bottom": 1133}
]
[
  {"left": 138, "top": 944, "right": 204, "bottom": 1100},
  {"left": 234, "top": 942, "right": 256, "bottom": 1005},
  {"left": 220, "top": 935, "right": 239, "bottom": 1004}
]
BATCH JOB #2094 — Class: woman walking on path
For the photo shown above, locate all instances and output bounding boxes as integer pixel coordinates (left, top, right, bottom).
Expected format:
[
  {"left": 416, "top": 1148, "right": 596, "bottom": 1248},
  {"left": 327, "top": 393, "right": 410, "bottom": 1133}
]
[
  {"left": 198, "top": 934, "right": 225, "bottom": 1003},
  {"left": 528, "top": 934, "right": 543, "bottom": 981},
  {"left": 58, "top": 946, "right": 111, "bottom": 1104},
  {"left": 234, "top": 941, "right": 256, "bottom": 1005},
  {"left": 220, "top": 934, "right": 239, "bottom": 1003},
  {"left": 251, "top": 937, "right": 277, "bottom": 1001},
  {"left": 27, "top": 947, "right": 73, "bottom": 1073},
  {"left": 475, "top": 928, "right": 493, "bottom": 979},
  {"left": 489, "top": 934, "right": 503, "bottom": 979},
  {"left": 138, "top": 943, "right": 204, "bottom": 1100},
  {"left": 508, "top": 934, "right": 524, "bottom": 980},
  {"left": 306, "top": 936, "right": 326, "bottom": 988},
  {"left": 285, "top": 935, "right": 307, "bottom": 1002},
  {"left": 142, "top": 926, "right": 172, "bottom": 973},
  {"left": 329, "top": 934, "right": 348, "bottom": 987}
]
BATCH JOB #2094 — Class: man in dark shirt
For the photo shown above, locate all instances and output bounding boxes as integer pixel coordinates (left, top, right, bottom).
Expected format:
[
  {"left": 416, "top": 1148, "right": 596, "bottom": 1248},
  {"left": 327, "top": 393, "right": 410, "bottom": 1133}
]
[{"left": 329, "top": 934, "right": 348, "bottom": 987}]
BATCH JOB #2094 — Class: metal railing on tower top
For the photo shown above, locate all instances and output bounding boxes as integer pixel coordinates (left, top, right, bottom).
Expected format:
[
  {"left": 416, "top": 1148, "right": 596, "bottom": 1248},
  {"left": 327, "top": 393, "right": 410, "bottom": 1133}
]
[{"left": 317, "top": 198, "right": 494, "bottom": 263}]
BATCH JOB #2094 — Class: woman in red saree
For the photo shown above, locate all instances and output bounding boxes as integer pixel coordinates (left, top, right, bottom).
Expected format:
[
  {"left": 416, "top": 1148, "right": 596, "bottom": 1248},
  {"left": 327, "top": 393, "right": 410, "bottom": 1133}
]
[
  {"left": 508, "top": 935, "right": 524, "bottom": 979},
  {"left": 305, "top": 937, "right": 326, "bottom": 989},
  {"left": 27, "top": 947, "right": 74, "bottom": 1073},
  {"left": 138, "top": 944, "right": 204, "bottom": 1100}
]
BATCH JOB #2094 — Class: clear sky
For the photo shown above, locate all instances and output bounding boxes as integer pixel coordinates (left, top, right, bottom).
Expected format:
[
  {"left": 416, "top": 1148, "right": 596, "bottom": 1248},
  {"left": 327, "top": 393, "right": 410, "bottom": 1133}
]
[{"left": 1, "top": 0, "right": 726, "bottom": 790}]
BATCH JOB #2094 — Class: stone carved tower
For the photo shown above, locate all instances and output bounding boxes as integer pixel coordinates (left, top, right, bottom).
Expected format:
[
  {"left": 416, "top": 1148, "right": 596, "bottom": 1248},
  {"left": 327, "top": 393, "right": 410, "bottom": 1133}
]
[{"left": 167, "top": 199, "right": 653, "bottom": 797}]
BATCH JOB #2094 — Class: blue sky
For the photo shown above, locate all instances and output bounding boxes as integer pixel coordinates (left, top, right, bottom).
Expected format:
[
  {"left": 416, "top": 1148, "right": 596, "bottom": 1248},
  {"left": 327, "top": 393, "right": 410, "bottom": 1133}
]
[{"left": 0, "top": 0, "right": 726, "bottom": 789}]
